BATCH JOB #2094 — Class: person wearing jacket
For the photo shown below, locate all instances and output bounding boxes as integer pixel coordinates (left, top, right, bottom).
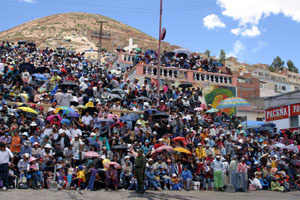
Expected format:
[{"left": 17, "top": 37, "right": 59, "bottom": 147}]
[
  {"left": 181, "top": 165, "right": 193, "bottom": 191},
  {"left": 212, "top": 154, "right": 224, "bottom": 191},
  {"left": 146, "top": 167, "right": 161, "bottom": 190}
]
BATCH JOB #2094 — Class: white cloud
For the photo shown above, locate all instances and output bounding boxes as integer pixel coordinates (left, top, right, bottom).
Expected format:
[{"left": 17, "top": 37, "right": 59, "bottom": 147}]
[
  {"left": 19, "top": 0, "right": 35, "bottom": 3},
  {"left": 203, "top": 14, "right": 226, "bottom": 29},
  {"left": 231, "top": 25, "right": 261, "bottom": 37},
  {"left": 252, "top": 41, "right": 268, "bottom": 52},
  {"left": 217, "top": 0, "right": 300, "bottom": 37},
  {"left": 228, "top": 40, "right": 246, "bottom": 58}
]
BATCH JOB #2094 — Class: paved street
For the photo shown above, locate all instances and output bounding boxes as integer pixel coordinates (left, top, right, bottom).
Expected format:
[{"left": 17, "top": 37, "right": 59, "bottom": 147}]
[{"left": 0, "top": 189, "right": 299, "bottom": 200}]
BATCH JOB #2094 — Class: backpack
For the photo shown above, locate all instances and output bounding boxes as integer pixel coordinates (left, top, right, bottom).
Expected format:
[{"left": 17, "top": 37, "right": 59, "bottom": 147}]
[{"left": 17, "top": 176, "right": 29, "bottom": 189}]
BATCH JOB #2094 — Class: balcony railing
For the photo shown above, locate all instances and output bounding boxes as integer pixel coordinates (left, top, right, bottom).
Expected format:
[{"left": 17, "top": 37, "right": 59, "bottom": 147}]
[
  {"left": 193, "top": 71, "right": 233, "bottom": 85},
  {"left": 124, "top": 64, "right": 236, "bottom": 87}
]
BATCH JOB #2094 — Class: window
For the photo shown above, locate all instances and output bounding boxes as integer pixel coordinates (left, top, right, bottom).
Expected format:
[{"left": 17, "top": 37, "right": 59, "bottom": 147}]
[
  {"left": 275, "top": 84, "right": 278, "bottom": 92},
  {"left": 282, "top": 86, "right": 286, "bottom": 91},
  {"left": 258, "top": 72, "right": 263, "bottom": 76},
  {"left": 290, "top": 116, "right": 299, "bottom": 128},
  {"left": 260, "top": 83, "right": 264, "bottom": 88},
  {"left": 295, "top": 87, "right": 299, "bottom": 91}
]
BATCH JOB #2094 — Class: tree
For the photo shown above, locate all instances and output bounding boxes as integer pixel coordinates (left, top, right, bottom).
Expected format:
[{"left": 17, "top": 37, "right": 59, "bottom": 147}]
[
  {"left": 204, "top": 49, "right": 210, "bottom": 57},
  {"left": 271, "top": 56, "right": 284, "bottom": 70},
  {"left": 287, "top": 60, "right": 298, "bottom": 73},
  {"left": 219, "top": 49, "right": 226, "bottom": 62}
]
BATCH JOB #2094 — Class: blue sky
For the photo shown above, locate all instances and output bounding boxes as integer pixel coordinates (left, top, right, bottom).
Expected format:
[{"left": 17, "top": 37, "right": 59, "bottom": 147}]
[{"left": 1, "top": 0, "right": 300, "bottom": 67}]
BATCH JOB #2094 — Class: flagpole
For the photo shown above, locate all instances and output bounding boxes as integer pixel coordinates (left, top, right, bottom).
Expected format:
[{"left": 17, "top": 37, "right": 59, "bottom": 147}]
[{"left": 156, "top": 0, "right": 162, "bottom": 106}]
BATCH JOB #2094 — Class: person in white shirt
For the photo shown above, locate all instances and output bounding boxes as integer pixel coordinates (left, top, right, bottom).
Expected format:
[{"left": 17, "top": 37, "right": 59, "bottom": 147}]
[
  {"left": 81, "top": 112, "right": 93, "bottom": 127},
  {"left": 40, "top": 122, "right": 53, "bottom": 139},
  {"left": 70, "top": 135, "right": 83, "bottom": 153},
  {"left": 0, "top": 143, "right": 14, "bottom": 190},
  {"left": 70, "top": 124, "right": 82, "bottom": 139}
]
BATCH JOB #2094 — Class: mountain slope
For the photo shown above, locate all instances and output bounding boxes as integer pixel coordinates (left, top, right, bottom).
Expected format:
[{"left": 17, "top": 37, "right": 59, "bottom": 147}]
[{"left": 0, "top": 12, "right": 178, "bottom": 54}]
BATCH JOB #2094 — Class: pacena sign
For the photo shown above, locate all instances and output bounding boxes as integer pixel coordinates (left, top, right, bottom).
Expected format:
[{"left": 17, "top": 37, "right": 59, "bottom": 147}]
[{"left": 265, "top": 105, "right": 289, "bottom": 121}]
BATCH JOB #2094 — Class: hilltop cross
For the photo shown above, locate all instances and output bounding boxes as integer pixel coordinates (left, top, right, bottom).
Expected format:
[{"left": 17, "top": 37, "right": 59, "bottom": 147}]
[{"left": 124, "top": 38, "right": 138, "bottom": 52}]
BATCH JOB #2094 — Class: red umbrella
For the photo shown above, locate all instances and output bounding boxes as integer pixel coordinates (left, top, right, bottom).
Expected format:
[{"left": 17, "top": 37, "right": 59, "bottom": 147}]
[
  {"left": 172, "top": 137, "right": 186, "bottom": 142},
  {"left": 151, "top": 145, "right": 173, "bottom": 154},
  {"left": 84, "top": 151, "right": 100, "bottom": 158},
  {"left": 47, "top": 115, "right": 62, "bottom": 122},
  {"left": 153, "top": 143, "right": 164, "bottom": 149},
  {"left": 104, "top": 162, "right": 121, "bottom": 169}
]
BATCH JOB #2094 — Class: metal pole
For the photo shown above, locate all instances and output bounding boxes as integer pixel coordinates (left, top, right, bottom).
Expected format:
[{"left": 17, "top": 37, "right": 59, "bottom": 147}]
[
  {"left": 156, "top": 0, "right": 162, "bottom": 106},
  {"left": 97, "top": 21, "right": 106, "bottom": 67}
]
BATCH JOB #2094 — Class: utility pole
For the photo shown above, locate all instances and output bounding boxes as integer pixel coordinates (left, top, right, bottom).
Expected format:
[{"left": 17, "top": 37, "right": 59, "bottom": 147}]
[
  {"left": 97, "top": 20, "right": 106, "bottom": 67},
  {"left": 156, "top": 0, "right": 163, "bottom": 106}
]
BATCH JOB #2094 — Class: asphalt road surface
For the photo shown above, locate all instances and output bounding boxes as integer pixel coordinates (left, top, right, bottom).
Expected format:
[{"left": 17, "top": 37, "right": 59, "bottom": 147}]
[{"left": 0, "top": 189, "right": 299, "bottom": 200}]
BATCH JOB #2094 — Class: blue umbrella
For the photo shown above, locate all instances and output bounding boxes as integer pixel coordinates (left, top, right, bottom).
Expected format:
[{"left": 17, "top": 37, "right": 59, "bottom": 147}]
[
  {"left": 51, "top": 69, "right": 61, "bottom": 74},
  {"left": 67, "top": 111, "right": 80, "bottom": 118},
  {"left": 213, "top": 62, "right": 223, "bottom": 67},
  {"left": 32, "top": 73, "right": 48, "bottom": 80},
  {"left": 120, "top": 113, "right": 140, "bottom": 121}
]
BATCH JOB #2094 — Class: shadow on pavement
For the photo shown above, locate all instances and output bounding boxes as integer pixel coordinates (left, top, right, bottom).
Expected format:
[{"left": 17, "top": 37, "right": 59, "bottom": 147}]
[{"left": 127, "top": 191, "right": 197, "bottom": 200}]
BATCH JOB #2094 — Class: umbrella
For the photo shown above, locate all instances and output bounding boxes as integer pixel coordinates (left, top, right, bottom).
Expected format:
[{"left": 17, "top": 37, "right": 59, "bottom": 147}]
[
  {"left": 18, "top": 40, "right": 27, "bottom": 45},
  {"left": 47, "top": 115, "right": 62, "bottom": 122},
  {"left": 165, "top": 52, "right": 175, "bottom": 58},
  {"left": 151, "top": 145, "right": 173, "bottom": 154},
  {"left": 206, "top": 108, "right": 219, "bottom": 113},
  {"left": 32, "top": 73, "right": 48, "bottom": 80},
  {"left": 145, "top": 109, "right": 158, "bottom": 115},
  {"left": 136, "top": 96, "right": 152, "bottom": 102},
  {"left": 18, "top": 107, "right": 38, "bottom": 114},
  {"left": 60, "top": 81, "right": 78, "bottom": 88},
  {"left": 174, "top": 147, "right": 192, "bottom": 154},
  {"left": 120, "top": 113, "right": 140, "bottom": 121},
  {"left": 35, "top": 66, "right": 49, "bottom": 73},
  {"left": 27, "top": 42, "right": 36, "bottom": 47},
  {"left": 19, "top": 63, "right": 35, "bottom": 74},
  {"left": 84, "top": 151, "right": 100, "bottom": 158},
  {"left": 82, "top": 107, "right": 98, "bottom": 115},
  {"left": 68, "top": 111, "right": 80, "bottom": 118},
  {"left": 99, "top": 119, "right": 115, "bottom": 124},
  {"left": 274, "top": 143, "right": 285, "bottom": 148},
  {"left": 111, "top": 145, "right": 128, "bottom": 150},
  {"left": 172, "top": 137, "right": 186, "bottom": 142},
  {"left": 178, "top": 82, "right": 193, "bottom": 88},
  {"left": 104, "top": 162, "right": 121, "bottom": 169},
  {"left": 194, "top": 107, "right": 203, "bottom": 112},
  {"left": 55, "top": 106, "right": 74, "bottom": 114},
  {"left": 51, "top": 69, "right": 62, "bottom": 74},
  {"left": 134, "top": 48, "right": 142, "bottom": 52},
  {"left": 111, "top": 88, "right": 125, "bottom": 95},
  {"left": 110, "top": 94, "right": 122, "bottom": 101},
  {"left": 217, "top": 97, "right": 250, "bottom": 109},
  {"left": 173, "top": 48, "right": 192, "bottom": 56},
  {"left": 152, "top": 112, "right": 169, "bottom": 119},
  {"left": 212, "top": 62, "right": 223, "bottom": 67}
]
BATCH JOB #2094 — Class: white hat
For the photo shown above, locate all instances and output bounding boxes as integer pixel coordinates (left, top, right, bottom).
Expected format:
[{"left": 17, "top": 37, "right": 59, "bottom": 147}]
[
  {"left": 45, "top": 144, "right": 52, "bottom": 148},
  {"left": 197, "top": 143, "right": 202, "bottom": 146},
  {"left": 100, "top": 155, "right": 106, "bottom": 159},
  {"left": 239, "top": 139, "right": 243, "bottom": 143},
  {"left": 84, "top": 78, "right": 88, "bottom": 81},
  {"left": 24, "top": 153, "right": 30, "bottom": 158},
  {"left": 153, "top": 131, "right": 158, "bottom": 135},
  {"left": 238, "top": 124, "right": 243, "bottom": 128},
  {"left": 137, "top": 122, "right": 142, "bottom": 125},
  {"left": 22, "top": 132, "right": 28, "bottom": 137},
  {"left": 158, "top": 138, "right": 163, "bottom": 142},
  {"left": 172, "top": 173, "right": 177, "bottom": 177},
  {"left": 154, "top": 123, "right": 160, "bottom": 127},
  {"left": 30, "top": 122, "right": 37, "bottom": 126},
  {"left": 90, "top": 132, "right": 96, "bottom": 137},
  {"left": 204, "top": 138, "right": 209, "bottom": 142},
  {"left": 125, "top": 156, "right": 130, "bottom": 159},
  {"left": 48, "top": 107, "right": 55, "bottom": 112}
]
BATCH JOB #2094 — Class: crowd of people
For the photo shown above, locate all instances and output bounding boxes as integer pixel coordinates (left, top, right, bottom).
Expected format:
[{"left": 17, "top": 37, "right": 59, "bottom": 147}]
[
  {"left": 131, "top": 48, "right": 232, "bottom": 74},
  {"left": 0, "top": 41, "right": 299, "bottom": 193}
]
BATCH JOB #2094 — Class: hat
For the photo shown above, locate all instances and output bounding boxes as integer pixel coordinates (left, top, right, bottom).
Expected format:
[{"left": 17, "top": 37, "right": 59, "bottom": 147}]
[
  {"left": 90, "top": 132, "right": 96, "bottom": 137},
  {"left": 84, "top": 78, "right": 88, "bottom": 81},
  {"left": 78, "top": 165, "right": 84, "bottom": 170},
  {"left": 124, "top": 156, "right": 130, "bottom": 159},
  {"left": 145, "top": 139, "right": 150, "bottom": 143},
  {"left": 148, "top": 158, "right": 153, "bottom": 162},
  {"left": 45, "top": 144, "right": 52, "bottom": 148},
  {"left": 238, "top": 124, "right": 243, "bottom": 128},
  {"left": 138, "top": 149, "right": 144, "bottom": 153},
  {"left": 172, "top": 173, "right": 177, "bottom": 177},
  {"left": 153, "top": 131, "right": 158, "bottom": 135},
  {"left": 33, "top": 142, "right": 39, "bottom": 146},
  {"left": 22, "top": 132, "right": 29, "bottom": 137},
  {"left": 24, "top": 140, "right": 30, "bottom": 146},
  {"left": 197, "top": 143, "right": 202, "bottom": 146},
  {"left": 158, "top": 138, "right": 163, "bottom": 142},
  {"left": 154, "top": 123, "right": 160, "bottom": 127},
  {"left": 137, "top": 122, "right": 142, "bottom": 125},
  {"left": 254, "top": 161, "right": 259, "bottom": 165},
  {"left": 100, "top": 155, "right": 106, "bottom": 159},
  {"left": 29, "top": 157, "right": 37, "bottom": 163},
  {"left": 30, "top": 122, "right": 37, "bottom": 126},
  {"left": 24, "top": 153, "right": 30, "bottom": 158}
]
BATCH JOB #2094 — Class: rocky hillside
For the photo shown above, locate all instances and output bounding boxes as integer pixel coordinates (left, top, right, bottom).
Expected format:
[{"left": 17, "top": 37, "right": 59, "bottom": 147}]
[{"left": 0, "top": 12, "right": 178, "bottom": 55}]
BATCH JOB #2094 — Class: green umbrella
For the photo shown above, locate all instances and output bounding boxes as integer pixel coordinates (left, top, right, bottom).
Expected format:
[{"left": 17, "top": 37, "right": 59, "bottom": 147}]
[
  {"left": 135, "top": 48, "right": 142, "bottom": 52},
  {"left": 206, "top": 108, "right": 219, "bottom": 113}
]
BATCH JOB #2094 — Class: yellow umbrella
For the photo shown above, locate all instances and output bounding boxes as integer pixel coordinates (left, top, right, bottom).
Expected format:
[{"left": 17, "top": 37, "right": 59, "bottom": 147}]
[
  {"left": 85, "top": 102, "right": 94, "bottom": 108},
  {"left": 174, "top": 147, "right": 192, "bottom": 154},
  {"left": 18, "top": 107, "right": 38, "bottom": 114}
]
